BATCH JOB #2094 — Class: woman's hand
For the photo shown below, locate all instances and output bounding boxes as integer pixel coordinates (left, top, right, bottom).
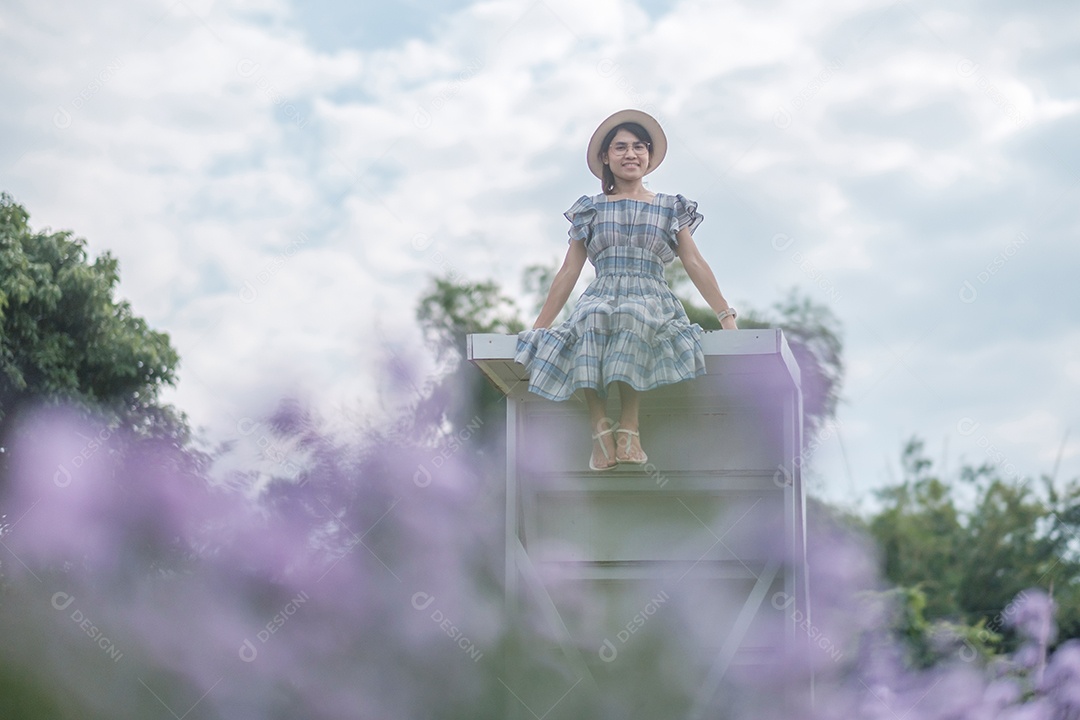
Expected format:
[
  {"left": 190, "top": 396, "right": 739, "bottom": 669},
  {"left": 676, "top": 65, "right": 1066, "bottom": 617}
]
[{"left": 720, "top": 315, "right": 737, "bottom": 330}]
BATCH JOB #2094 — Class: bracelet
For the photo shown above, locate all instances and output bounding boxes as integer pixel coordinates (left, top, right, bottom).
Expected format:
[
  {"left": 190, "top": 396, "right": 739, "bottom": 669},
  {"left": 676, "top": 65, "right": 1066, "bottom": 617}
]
[{"left": 716, "top": 308, "right": 737, "bottom": 323}]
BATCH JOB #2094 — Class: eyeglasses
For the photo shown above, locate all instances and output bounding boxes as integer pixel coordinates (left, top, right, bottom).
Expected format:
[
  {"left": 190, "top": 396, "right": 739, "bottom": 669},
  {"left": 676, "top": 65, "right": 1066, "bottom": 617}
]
[{"left": 608, "top": 141, "right": 650, "bottom": 156}]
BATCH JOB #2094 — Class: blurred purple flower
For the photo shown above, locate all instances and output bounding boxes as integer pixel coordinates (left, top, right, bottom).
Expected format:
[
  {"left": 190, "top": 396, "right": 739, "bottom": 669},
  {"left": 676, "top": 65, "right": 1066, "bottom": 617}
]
[
  {"left": 1039, "top": 640, "right": 1080, "bottom": 711},
  {"left": 1006, "top": 589, "right": 1058, "bottom": 647},
  {"left": 2, "top": 399, "right": 1078, "bottom": 720}
]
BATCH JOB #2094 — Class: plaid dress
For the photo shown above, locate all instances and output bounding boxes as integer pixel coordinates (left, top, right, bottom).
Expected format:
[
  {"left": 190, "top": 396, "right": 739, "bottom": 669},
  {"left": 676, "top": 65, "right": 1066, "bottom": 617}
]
[{"left": 515, "top": 192, "right": 707, "bottom": 401}]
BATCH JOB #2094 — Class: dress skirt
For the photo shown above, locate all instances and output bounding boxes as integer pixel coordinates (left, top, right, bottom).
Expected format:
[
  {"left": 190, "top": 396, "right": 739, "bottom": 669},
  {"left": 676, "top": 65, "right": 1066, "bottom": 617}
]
[{"left": 515, "top": 245, "right": 705, "bottom": 401}]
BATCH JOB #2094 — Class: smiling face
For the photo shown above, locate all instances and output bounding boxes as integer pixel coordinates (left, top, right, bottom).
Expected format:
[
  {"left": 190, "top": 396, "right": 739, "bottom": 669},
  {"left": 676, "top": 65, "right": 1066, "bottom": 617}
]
[{"left": 602, "top": 127, "right": 652, "bottom": 183}]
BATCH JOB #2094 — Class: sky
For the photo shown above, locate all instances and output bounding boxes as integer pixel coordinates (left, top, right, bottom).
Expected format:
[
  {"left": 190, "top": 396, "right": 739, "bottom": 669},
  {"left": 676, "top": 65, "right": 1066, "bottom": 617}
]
[{"left": 2, "top": 0, "right": 1078, "bottom": 509}]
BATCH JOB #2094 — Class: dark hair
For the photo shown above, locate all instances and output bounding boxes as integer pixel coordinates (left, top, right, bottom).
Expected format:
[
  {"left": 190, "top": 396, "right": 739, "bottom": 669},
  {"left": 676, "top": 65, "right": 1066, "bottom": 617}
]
[{"left": 599, "top": 122, "right": 652, "bottom": 194}]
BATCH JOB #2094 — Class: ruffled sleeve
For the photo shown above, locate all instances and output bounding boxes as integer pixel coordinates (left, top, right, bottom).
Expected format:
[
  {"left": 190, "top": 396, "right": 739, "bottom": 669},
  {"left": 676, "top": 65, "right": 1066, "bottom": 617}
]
[
  {"left": 670, "top": 194, "right": 704, "bottom": 243},
  {"left": 564, "top": 195, "right": 596, "bottom": 244}
]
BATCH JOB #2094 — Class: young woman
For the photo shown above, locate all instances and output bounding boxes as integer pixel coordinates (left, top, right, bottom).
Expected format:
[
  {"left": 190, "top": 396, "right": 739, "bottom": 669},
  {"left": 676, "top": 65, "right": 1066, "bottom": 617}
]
[{"left": 515, "top": 109, "right": 737, "bottom": 471}]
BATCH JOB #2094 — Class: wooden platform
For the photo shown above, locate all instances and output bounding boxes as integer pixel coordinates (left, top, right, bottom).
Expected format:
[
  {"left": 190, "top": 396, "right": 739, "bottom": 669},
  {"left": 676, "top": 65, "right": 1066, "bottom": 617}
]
[
  {"left": 467, "top": 329, "right": 802, "bottom": 400},
  {"left": 467, "top": 330, "right": 808, "bottom": 719}
]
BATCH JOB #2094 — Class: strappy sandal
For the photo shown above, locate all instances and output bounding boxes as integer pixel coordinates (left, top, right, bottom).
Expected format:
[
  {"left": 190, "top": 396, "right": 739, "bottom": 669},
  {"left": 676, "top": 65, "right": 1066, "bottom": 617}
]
[
  {"left": 589, "top": 420, "right": 619, "bottom": 471},
  {"left": 615, "top": 428, "right": 648, "bottom": 465}
]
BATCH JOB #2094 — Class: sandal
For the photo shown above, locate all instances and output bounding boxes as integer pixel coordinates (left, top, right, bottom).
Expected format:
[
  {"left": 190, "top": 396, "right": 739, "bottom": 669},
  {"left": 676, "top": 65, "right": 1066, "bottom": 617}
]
[
  {"left": 615, "top": 428, "right": 648, "bottom": 465},
  {"left": 589, "top": 419, "right": 619, "bottom": 471}
]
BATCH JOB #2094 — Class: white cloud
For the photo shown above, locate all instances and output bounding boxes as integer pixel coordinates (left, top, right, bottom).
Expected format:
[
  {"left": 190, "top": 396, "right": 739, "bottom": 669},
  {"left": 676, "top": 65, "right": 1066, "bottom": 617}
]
[{"left": 3, "top": 0, "right": 1078, "bottom": 500}]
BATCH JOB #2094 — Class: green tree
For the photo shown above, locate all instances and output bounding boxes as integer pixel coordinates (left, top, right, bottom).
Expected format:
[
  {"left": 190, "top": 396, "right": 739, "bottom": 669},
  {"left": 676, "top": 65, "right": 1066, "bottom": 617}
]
[
  {"left": 412, "top": 275, "right": 524, "bottom": 449},
  {"left": 668, "top": 262, "right": 844, "bottom": 441},
  {"left": 868, "top": 437, "right": 1080, "bottom": 646},
  {"left": 413, "top": 267, "right": 848, "bottom": 488},
  {"left": 0, "top": 193, "right": 185, "bottom": 446},
  {"left": 863, "top": 585, "right": 1002, "bottom": 669},
  {"left": 0, "top": 194, "right": 204, "bottom": 597},
  {"left": 416, "top": 276, "right": 525, "bottom": 363},
  {"left": 870, "top": 439, "right": 967, "bottom": 618},
  {"left": 421, "top": 268, "right": 845, "bottom": 445}
]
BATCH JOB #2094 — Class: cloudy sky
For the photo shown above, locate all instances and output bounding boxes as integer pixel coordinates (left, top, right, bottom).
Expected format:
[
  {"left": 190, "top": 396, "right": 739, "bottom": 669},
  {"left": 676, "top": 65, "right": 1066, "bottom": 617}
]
[{"left": 3, "top": 0, "right": 1078, "bottom": 508}]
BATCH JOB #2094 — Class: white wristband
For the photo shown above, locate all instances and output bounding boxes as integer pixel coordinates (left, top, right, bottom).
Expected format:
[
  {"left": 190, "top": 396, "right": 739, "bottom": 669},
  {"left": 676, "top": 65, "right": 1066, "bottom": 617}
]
[{"left": 716, "top": 308, "right": 737, "bottom": 323}]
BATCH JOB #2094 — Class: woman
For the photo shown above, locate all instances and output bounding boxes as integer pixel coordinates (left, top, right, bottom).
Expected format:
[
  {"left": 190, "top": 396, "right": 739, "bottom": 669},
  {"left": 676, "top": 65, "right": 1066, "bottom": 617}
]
[{"left": 515, "top": 109, "right": 737, "bottom": 471}]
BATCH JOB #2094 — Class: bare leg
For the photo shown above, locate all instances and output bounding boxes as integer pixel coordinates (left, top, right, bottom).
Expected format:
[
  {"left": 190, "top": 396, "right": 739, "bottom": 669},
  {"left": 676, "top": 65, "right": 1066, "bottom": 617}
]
[
  {"left": 614, "top": 382, "right": 647, "bottom": 463},
  {"left": 583, "top": 388, "right": 616, "bottom": 469}
]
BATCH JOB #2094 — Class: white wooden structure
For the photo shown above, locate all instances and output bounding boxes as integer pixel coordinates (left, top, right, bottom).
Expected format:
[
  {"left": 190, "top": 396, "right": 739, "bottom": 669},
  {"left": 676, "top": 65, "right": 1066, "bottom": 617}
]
[{"left": 467, "top": 329, "right": 808, "bottom": 718}]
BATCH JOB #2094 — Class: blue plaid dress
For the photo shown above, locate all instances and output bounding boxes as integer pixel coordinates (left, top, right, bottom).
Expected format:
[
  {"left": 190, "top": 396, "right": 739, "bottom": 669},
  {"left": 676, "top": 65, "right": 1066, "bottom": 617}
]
[{"left": 515, "top": 192, "right": 707, "bottom": 401}]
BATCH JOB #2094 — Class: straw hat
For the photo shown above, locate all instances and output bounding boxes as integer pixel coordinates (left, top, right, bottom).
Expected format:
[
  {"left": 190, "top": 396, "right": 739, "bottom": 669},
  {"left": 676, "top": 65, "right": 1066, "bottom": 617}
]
[{"left": 586, "top": 109, "right": 667, "bottom": 179}]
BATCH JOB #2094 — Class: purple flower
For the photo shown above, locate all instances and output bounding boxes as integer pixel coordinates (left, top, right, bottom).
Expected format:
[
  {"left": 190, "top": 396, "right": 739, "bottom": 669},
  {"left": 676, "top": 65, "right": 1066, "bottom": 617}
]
[
  {"left": 1005, "top": 589, "right": 1058, "bottom": 648},
  {"left": 1039, "top": 640, "right": 1080, "bottom": 711}
]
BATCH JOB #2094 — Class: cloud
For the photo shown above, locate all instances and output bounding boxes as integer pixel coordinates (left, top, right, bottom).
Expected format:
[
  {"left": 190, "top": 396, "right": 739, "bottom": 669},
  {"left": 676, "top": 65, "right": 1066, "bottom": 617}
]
[{"left": 2, "top": 0, "right": 1077, "bottom": 496}]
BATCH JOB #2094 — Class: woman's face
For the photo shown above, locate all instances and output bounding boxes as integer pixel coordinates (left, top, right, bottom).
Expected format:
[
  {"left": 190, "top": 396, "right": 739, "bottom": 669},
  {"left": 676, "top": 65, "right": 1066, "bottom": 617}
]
[{"left": 603, "top": 128, "right": 651, "bottom": 183}]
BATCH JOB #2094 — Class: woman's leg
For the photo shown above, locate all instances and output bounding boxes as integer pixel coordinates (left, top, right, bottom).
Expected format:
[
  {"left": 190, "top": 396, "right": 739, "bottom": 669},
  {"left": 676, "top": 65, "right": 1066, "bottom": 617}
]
[
  {"left": 614, "top": 382, "right": 647, "bottom": 462},
  {"left": 583, "top": 388, "right": 617, "bottom": 469}
]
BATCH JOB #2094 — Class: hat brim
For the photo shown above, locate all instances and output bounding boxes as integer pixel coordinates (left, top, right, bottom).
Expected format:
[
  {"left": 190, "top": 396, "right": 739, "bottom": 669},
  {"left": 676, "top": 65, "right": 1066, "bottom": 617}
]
[{"left": 586, "top": 109, "right": 667, "bottom": 180}]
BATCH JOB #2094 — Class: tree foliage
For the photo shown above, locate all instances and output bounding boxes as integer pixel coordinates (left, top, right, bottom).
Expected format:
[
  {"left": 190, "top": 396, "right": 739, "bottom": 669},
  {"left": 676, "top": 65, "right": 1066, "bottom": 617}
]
[
  {"left": 669, "top": 263, "right": 844, "bottom": 440},
  {"left": 412, "top": 275, "right": 524, "bottom": 454},
  {"left": 868, "top": 437, "right": 1080, "bottom": 645},
  {"left": 417, "top": 266, "right": 845, "bottom": 447},
  {"left": 0, "top": 193, "right": 185, "bottom": 444},
  {"left": 416, "top": 276, "right": 524, "bottom": 362},
  {"left": 869, "top": 584, "right": 1003, "bottom": 669}
]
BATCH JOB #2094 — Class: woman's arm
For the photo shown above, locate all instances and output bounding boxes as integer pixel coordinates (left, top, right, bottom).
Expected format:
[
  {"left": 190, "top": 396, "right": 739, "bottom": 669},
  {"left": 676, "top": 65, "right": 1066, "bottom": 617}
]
[
  {"left": 675, "top": 227, "right": 738, "bottom": 329},
  {"left": 533, "top": 240, "right": 588, "bottom": 329}
]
